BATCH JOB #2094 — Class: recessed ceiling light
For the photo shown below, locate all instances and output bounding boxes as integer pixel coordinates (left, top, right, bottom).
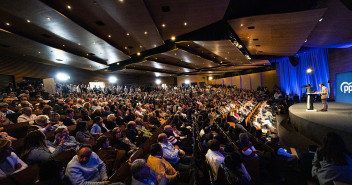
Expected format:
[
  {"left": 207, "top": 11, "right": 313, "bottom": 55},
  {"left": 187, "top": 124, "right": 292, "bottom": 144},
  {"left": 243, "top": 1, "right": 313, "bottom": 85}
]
[
  {"left": 154, "top": 44, "right": 157, "bottom": 47},
  {"left": 38, "top": 51, "right": 41, "bottom": 54},
  {"left": 187, "top": 44, "right": 190, "bottom": 47},
  {"left": 67, "top": 5, "right": 71, "bottom": 9},
  {"left": 126, "top": 33, "right": 130, "bottom": 36},
  {"left": 319, "top": 18, "right": 323, "bottom": 22},
  {"left": 119, "top": 0, "right": 123, "bottom": 2},
  {"left": 108, "top": 35, "right": 111, "bottom": 38},
  {"left": 93, "top": 42, "right": 96, "bottom": 44},
  {"left": 137, "top": 52, "right": 141, "bottom": 56},
  {"left": 26, "top": 20, "right": 31, "bottom": 23},
  {"left": 140, "top": 45, "right": 142, "bottom": 48},
  {"left": 184, "top": 22, "right": 187, "bottom": 26},
  {"left": 116, "top": 63, "right": 120, "bottom": 65},
  {"left": 5, "top": 22, "right": 10, "bottom": 26},
  {"left": 144, "top": 31, "right": 148, "bottom": 35},
  {"left": 162, "top": 24, "right": 166, "bottom": 27},
  {"left": 124, "top": 46, "right": 128, "bottom": 49},
  {"left": 78, "top": 43, "right": 80, "bottom": 45},
  {"left": 171, "top": 36, "right": 176, "bottom": 41},
  {"left": 241, "top": 24, "right": 243, "bottom": 27},
  {"left": 62, "top": 44, "right": 65, "bottom": 47},
  {"left": 47, "top": 17, "right": 51, "bottom": 21}
]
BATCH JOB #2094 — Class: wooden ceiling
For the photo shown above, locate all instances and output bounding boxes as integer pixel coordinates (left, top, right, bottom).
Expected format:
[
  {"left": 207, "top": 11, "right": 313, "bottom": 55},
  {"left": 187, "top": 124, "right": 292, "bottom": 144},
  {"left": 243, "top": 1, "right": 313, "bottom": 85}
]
[
  {"left": 228, "top": 9, "right": 327, "bottom": 56},
  {"left": 0, "top": 0, "right": 351, "bottom": 77}
]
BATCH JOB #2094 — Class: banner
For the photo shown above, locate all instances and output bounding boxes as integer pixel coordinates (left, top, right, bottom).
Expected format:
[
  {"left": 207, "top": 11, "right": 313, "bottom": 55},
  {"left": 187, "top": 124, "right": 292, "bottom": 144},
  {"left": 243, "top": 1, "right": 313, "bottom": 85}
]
[
  {"left": 43, "top": 78, "right": 56, "bottom": 94},
  {"left": 336, "top": 71, "right": 352, "bottom": 103}
]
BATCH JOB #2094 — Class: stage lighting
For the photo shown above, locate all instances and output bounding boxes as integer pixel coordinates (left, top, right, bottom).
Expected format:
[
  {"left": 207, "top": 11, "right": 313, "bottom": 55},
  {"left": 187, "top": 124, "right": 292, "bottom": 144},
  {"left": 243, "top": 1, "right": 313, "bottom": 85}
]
[
  {"left": 56, "top": 73, "right": 70, "bottom": 81},
  {"left": 209, "top": 76, "right": 213, "bottom": 80},
  {"left": 185, "top": 80, "right": 190, "bottom": 84},
  {"left": 306, "top": 68, "right": 313, "bottom": 74},
  {"left": 155, "top": 79, "right": 161, "bottom": 85},
  {"left": 108, "top": 76, "right": 117, "bottom": 83}
]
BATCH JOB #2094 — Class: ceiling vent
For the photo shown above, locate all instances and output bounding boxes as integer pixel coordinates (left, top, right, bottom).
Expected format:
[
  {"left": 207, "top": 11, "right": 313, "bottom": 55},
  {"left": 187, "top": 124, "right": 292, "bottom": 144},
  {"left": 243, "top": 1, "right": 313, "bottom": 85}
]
[
  {"left": 162, "top": 6, "right": 170, "bottom": 12},
  {"left": 41, "top": 34, "right": 52, "bottom": 38},
  {"left": 95, "top": 21, "right": 105, "bottom": 26}
]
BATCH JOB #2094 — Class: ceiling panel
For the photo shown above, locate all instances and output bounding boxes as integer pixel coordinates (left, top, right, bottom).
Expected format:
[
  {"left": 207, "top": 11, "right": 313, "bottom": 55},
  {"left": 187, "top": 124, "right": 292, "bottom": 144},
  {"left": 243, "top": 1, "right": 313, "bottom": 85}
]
[
  {"left": 228, "top": 9, "right": 327, "bottom": 56},
  {"left": 0, "top": 0, "right": 130, "bottom": 65},
  {"left": 162, "top": 49, "right": 220, "bottom": 68},
  {"left": 39, "top": 0, "right": 143, "bottom": 56},
  {"left": 193, "top": 40, "right": 250, "bottom": 65},
  {"left": 117, "top": 69, "right": 174, "bottom": 77},
  {"left": 303, "top": 0, "right": 352, "bottom": 48},
  {"left": 0, "top": 30, "right": 107, "bottom": 71},
  {"left": 98, "top": 0, "right": 164, "bottom": 51},
  {"left": 129, "top": 60, "right": 194, "bottom": 73},
  {"left": 144, "top": 0, "right": 230, "bottom": 40}
]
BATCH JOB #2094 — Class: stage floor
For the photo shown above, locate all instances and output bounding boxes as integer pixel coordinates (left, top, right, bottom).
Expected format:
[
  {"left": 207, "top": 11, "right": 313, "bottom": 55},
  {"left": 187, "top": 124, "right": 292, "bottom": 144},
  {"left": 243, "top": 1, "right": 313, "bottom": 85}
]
[
  {"left": 289, "top": 102, "right": 352, "bottom": 148},
  {"left": 289, "top": 102, "right": 352, "bottom": 132}
]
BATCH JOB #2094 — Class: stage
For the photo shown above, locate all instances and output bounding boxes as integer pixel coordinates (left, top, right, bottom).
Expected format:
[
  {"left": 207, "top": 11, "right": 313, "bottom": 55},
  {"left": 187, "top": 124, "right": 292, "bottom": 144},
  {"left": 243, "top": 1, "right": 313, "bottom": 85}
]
[{"left": 289, "top": 102, "right": 352, "bottom": 149}]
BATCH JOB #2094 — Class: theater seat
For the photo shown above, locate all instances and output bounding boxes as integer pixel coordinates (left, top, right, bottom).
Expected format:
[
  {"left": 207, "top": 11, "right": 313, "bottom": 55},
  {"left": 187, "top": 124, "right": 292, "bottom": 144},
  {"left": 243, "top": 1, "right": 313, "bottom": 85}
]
[
  {"left": 52, "top": 149, "right": 76, "bottom": 166},
  {"left": 110, "top": 162, "right": 131, "bottom": 183},
  {"left": 10, "top": 164, "right": 40, "bottom": 185}
]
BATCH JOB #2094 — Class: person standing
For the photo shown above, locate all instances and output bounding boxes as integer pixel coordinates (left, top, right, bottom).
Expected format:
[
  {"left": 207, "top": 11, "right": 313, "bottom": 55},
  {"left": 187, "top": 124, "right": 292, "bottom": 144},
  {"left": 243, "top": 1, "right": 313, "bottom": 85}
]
[{"left": 316, "top": 83, "right": 329, "bottom": 112}]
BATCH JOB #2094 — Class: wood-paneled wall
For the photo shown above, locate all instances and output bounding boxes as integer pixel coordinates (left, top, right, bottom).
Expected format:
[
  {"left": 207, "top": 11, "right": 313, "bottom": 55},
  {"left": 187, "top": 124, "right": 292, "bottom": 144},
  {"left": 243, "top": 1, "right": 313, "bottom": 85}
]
[
  {"left": 207, "top": 70, "right": 277, "bottom": 90},
  {"left": 328, "top": 48, "right": 352, "bottom": 100}
]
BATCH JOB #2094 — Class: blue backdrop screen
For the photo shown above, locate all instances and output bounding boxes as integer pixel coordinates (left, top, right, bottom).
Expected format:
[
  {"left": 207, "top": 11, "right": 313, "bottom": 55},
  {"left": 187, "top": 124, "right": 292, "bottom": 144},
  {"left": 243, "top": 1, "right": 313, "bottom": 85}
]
[{"left": 336, "top": 71, "right": 352, "bottom": 103}]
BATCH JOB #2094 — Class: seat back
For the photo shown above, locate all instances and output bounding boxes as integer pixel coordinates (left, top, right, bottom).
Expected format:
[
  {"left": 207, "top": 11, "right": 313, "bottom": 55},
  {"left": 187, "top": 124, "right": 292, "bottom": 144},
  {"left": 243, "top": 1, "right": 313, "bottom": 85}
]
[
  {"left": 242, "top": 157, "right": 261, "bottom": 183},
  {"left": 10, "top": 164, "right": 40, "bottom": 185},
  {"left": 109, "top": 162, "right": 131, "bottom": 183},
  {"left": 52, "top": 149, "right": 76, "bottom": 166}
]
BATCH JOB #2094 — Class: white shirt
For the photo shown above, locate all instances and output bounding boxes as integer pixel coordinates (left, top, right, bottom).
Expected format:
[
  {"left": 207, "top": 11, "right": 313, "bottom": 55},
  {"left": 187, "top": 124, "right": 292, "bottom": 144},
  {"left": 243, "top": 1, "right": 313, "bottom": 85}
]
[
  {"left": 205, "top": 150, "right": 225, "bottom": 180},
  {"left": 17, "top": 114, "right": 37, "bottom": 125}
]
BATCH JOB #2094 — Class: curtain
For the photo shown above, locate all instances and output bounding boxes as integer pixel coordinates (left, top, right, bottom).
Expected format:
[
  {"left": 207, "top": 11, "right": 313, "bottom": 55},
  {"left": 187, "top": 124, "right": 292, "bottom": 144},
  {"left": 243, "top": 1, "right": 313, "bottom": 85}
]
[{"left": 274, "top": 48, "right": 330, "bottom": 99}]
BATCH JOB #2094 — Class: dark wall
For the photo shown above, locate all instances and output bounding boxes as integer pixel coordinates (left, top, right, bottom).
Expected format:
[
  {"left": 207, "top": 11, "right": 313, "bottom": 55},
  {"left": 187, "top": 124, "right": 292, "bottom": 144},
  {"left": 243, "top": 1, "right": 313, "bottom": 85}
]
[{"left": 328, "top": 48, "right": 352, "bottom": 100}]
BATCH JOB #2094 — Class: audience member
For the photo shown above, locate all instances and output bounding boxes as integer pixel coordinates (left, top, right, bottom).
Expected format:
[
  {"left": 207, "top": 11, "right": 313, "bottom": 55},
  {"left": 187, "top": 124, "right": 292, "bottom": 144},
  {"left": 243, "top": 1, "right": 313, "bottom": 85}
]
[
  {"left": 0, "top": 139, "right": 28, "bottom": 179},
  {"left": 131, "top": 159, "right": 167, "bottom": 185}
]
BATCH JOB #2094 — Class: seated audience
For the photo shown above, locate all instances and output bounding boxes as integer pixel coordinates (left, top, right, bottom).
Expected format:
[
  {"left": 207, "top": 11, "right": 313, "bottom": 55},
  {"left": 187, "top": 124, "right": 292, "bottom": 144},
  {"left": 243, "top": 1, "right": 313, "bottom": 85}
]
[
  {"left": 74, "top": 121, "right": 94, "bottom": 143},
  {"left": 111, "top": 127, "right": 138, "bottom": 156},
  {"left": 90, "top": 116, "right": 109, "bottom": 137},
  {"left": 126, "top": 121, "right": 145, "bottom": 145},
  {"left": 53, "top": 126, "right": 79, "bottom": 151},
  {"left": 17, "top": 107, "right": 37, "bottom": 125},
  {"left": 312, "top": 132, "right": 352, "bottom": 185},
  {"left": 105, "top": 114, "right": 117, "bottom": 130},
  {"left": 0, "top": 103, "right": 14, "bottom": 126},
  {"left": 0, "top": 139, "right": 28, "bottom": 179},
  {"left": 21, "top": 130, "right": 65, "bottom": 164},
  {"left": 63, "top": 110, "right": 81, "bottom": 126},
  {"left": 80, "top": 109, "right": 91, "bottom": 121},
  {"left": 266, "top": 134, "right": 297, "bottom": 162},
  {"left": 205, "top": 139, "right": 225, "bottom": 180},
  {"left": 135, "top": 118, "right": 152, "bottom": 138},
  {"left": 147, "top": 143, "right": 179, "bottom": 182},
  {"left": 158, "top": 133, "right": 191, "bottom": 172},
  {"left": 217, "top": 152, "right": 251, "bottom": 185},
  {"left": 131, "top": 159, "right": 167, "bottom": 185},
  {"left": 66, "top": 144, "right": 109, "bottom": 185},
  {"left": 30, "top": 115, "right": 53, "bottom": 133}
]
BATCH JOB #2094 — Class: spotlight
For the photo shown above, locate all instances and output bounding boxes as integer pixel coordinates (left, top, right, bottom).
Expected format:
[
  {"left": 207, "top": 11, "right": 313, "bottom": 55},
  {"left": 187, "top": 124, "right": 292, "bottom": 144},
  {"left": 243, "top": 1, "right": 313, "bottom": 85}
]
[
  {"left": 171, "top": 36, "right": 176, "bottom": 41},
  {"left": 137, "top": 52, "right": 141, "bottom": 56},
  {"left": 185, "top": 80, "right": 190, "bottom": 84},
  {"left": 155, "top": 79, "right": 161, "bottom": 85},
  {"left": 108, "top": 76, "right": 117, "bottom": 83},
  {"left": 56, "top": 73, "right": 70, "bottom": 81},
  {"left": 306, "top": 68, "right": 313, "bottom": 74},
  {"left": 209, "top": 77, "right": 213, "bottom": 80}
]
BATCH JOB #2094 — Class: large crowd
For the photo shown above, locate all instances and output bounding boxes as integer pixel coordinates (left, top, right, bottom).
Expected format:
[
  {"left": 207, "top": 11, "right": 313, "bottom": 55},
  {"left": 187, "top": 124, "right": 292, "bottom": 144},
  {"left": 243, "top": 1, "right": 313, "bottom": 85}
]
[{"left": 0, "top": 82, "right": 351, "bottom": 185}]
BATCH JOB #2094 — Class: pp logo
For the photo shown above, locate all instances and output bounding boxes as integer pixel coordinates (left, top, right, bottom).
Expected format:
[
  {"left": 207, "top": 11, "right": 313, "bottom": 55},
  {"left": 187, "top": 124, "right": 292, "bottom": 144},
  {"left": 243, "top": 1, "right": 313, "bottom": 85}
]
[{"left": 340, "top": 82, "right": 352, "bottom": 93}]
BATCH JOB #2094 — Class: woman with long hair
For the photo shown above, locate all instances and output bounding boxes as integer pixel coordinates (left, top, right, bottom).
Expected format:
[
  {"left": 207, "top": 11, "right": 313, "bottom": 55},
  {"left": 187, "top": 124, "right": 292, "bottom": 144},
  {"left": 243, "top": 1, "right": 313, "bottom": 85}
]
[
  {"left": 110, "top": 127, "right": 137, "bottom": 156},
  {"left": 21, "top": 130, "right": 65, "bottom": 165},
  {"left": 74, "top": 121, "right": 94, "bottom": 143},
  {"left": 312, "top": 132, "right": 352, "bottom": 184}
]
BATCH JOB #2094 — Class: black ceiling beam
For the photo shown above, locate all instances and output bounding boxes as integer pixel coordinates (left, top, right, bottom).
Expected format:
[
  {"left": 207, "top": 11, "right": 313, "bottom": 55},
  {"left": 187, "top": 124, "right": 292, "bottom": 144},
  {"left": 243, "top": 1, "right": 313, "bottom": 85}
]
[
  {"left": 108, "top": 42, "right": 177, "bottom": 71},
  {"left": 125, "top": 66, "right": 177, "bottom": 75},
  {"left": 145, "top": 57, "right": 196, "bottom": 70}
]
